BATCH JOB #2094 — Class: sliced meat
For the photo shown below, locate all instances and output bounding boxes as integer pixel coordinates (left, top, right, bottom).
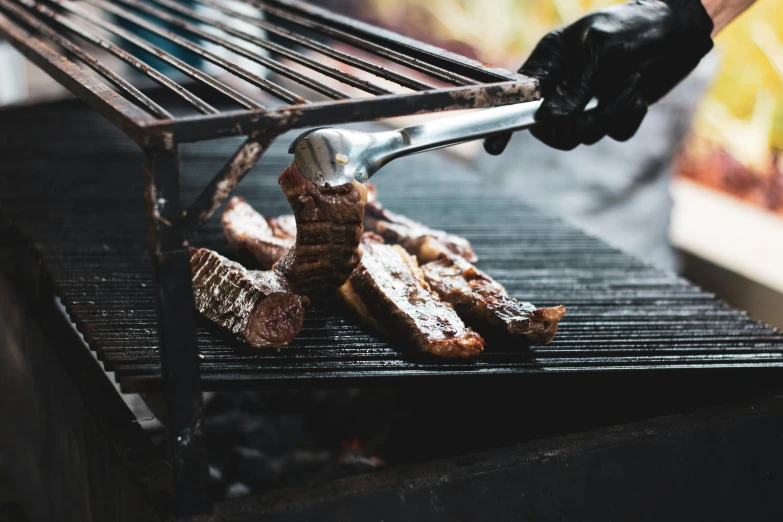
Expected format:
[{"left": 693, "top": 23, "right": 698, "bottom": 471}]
[
  {"left": 274, "top": 163, "right": 367, "bottom": 297},
  {"left": 222, "top": 197, "right": 294, "bottom": 270},
  {"left": 267, "top": 214, "right": 297, "bottom": 241},
  {"left": 365, "top": 201, "right": 477, "bottom": 263},
  {"left": 421, "top": 255, "right": 565, "bottom": 345},
  {"left": 366, "top": 182, "right": 378, "bottom": 203},
  {"left": 190, "top": 247, "right": 306, "bottom": 349},
  {"left": 339, "top": 235, "right": 484, "bottom": 358}
]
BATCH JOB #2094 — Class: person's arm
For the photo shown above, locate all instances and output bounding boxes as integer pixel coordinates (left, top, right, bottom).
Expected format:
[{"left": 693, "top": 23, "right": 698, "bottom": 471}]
[
  {"left": 703, "top": 0, "right": 757, "bottom": 35},
  {"left": 486, "top": 0, "right": 758, "bottom": 153}
]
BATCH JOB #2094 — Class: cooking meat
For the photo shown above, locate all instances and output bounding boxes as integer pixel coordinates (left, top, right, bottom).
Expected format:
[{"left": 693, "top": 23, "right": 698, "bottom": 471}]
[
  {"left": 365, "top": 201, "right": 477, "bottom": 263},
  {"left": 222, "top": 196, "right": 295, "bottom": 270},
  {"left": 267, "top": 214, "right": 297, "bottom": 242},
  {"left": 339, "top": 234, "right": 484, "bottom": 358},
  {"left": 190, "top": 247, "right": 306, "bottom": 349},
  {"left": 421, "top": 255, "right": 565, "bottom": 345},
  {"left": 274, "top": 163, "right": 367, "bottom": 297}
]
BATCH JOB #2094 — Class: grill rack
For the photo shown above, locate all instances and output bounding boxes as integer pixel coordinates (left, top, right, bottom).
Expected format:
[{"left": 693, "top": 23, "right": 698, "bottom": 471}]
[{"left": 0, "top": 0, "right": 538, "bottom": 516}]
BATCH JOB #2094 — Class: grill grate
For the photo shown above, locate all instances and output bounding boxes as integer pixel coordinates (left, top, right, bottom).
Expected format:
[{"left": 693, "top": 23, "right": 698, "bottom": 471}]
[
  {"left": 2, "top": 103, "right": 783, "bottom": 394},
  {"left": 0, "top": 0, "right": 537, "bottom": 145}
]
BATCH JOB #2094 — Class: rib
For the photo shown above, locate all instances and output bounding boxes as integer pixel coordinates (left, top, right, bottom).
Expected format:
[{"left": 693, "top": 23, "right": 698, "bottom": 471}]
[
  {"left": 365, "top": 201, "right": 477, "bottom": 263},
  {"left": 420, "top": 255, "right": 566, "bottom": 345},
  {"left": 190, "top": 247, "right": 306, "bottom": 349},
  {"left": 339, "top": 235, "right": 484, "bottom": 358},
  {"left": 274, "top": 163, "right": 367, "bottom": 297},
  {"left": 222, "top": 196, "right": 294, "bottom": 270}
]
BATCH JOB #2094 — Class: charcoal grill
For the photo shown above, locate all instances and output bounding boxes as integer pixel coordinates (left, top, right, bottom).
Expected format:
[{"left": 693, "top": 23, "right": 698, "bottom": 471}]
[{"left": 1, "top": 0, "right": 783, "bottom": 518}]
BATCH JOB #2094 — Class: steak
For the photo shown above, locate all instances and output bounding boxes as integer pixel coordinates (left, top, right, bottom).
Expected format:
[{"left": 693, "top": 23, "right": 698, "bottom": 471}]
[
  {"left": 339, "top": 235, "right": 484, "bottom": 358},
  {"left": 190, "top": 247, "right": 306, "bottom": 349},
  {"left": 222, "top": 197, "right": 295, "bottom": 270},
  {"left": 274, "top": 163, "right": 367, "bottom": 297},
  {"left": 421, "top": 255, "right": 566, "bottom": 345},
  {"left": 365, "top": 201, "right": 477, "bottom": 263}
]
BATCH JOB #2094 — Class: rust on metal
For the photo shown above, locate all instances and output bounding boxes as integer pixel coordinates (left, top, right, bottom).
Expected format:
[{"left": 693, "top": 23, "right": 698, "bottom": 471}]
[
  {"left": 193, "top": 0, "right": 437, "bottom": 91},
  {"left": 52, "top": 0, "right": 263, "bottom": 110},
  {"left": 14, "top": 0, "right": 220, "bottom": 114},
  {"left": 85, "top": 0, "right": 309, "bottom": 105},
  {"left": 183, "top": 133, "right": 277, "bottom": 237},
  {"left": 0, "top": 0, "right": 171, "bottom": 119},
  {"left": 250, "top": 0, "right": 484, "bottom": 86},
  {"left": 0, "top": 4, "right": 153, "bottom": 144},
  {"left": 143, "top": 80, "right": 540, "bottom": 145},
  {"left": 262, "top": 0, "right": 522, "bottom": 83},
  {"left": 126, "top": 0, "right": 392, "bottom": 97}
]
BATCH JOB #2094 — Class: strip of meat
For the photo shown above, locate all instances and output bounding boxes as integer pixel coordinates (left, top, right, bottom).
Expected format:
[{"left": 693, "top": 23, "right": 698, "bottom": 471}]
[
  {"left": 190, "top": 247, "right": 306, "bottom": 349},
  {"left": 222, "top": 196, "right": 295, "bottom": 270},
  {"left": 365, "top": 201, "right": 477, "bottom": 263},
  {"left": 339, "top": 235, "right": 484, "bottom": 358},
  {"left": 274, "top": 163, "right": 367, "bottom": 297},
  {"left": 420, "top": 255, "right": 566, "bottom": 345}
]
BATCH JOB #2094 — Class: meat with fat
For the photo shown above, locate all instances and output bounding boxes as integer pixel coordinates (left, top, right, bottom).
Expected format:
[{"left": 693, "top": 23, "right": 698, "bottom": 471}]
[
  {"left": 364, "top": 201, "right": 477, "bottom": 263},
  {"left": 190, "top": 247, "right": 306, "bottom": 349},
  {"left": 420, "top": 255, "right": 565, "bottom": 345},
  {"left": 339, "top": 235, "right": 484, "bottom": 358},
  {"left": 222, "top": 196, "right": 295, "bottom": 270},
  {"left": 274, "top": 163, "right": 367, "bottom": 297}
]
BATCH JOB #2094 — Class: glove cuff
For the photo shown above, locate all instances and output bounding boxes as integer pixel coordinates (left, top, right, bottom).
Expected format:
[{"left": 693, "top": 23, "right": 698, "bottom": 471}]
[{"left": 661, "top": 0, "right": 715, "bottom": 54}]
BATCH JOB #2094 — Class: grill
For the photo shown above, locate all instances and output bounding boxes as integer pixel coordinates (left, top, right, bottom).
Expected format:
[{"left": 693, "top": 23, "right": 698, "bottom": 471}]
[
  {"left": 2, "top": 0, "right": 783, "bottom": 517},
  {"left": 0, "top": 1, "right": 539, "bottom": 514}
]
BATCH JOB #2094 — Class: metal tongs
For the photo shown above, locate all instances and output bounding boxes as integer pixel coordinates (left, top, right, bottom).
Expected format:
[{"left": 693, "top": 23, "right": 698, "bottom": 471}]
[{"left": 289, "top": 98, "right": 598, "bottom": 187}]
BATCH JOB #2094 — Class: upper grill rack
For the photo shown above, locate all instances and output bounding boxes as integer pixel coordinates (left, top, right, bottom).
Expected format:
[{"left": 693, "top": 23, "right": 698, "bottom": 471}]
[{"left": 0, "top": 0, "right": 537, "bottom": 144}]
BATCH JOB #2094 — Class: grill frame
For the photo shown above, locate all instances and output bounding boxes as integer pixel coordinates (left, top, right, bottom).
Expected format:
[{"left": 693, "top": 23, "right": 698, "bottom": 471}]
[{"left": 0, "top": 0, "right": 539, "bottom": 515}]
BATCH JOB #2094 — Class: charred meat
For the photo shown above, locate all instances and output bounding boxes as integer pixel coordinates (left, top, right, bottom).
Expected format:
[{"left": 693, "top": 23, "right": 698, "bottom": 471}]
[
  {"left": 339, "top": 235, "right": 484, "bottom": 358},
  {"left": 190, "top": 248, "right": 306, "bottom": 349},
  {"left": 274, "top": 163, "right": 367, "bottom": 297},
  {"left": 421, "top": 255, "right": 565, "bottom": 345},
  {"left": 365, "top": 201, "right": 477, "bottom": 263},
  {"left": 222, "top": 197, "right": 295, "bottom": 270}
]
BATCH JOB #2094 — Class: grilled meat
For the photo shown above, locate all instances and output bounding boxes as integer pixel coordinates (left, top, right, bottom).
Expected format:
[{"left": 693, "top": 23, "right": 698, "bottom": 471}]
[
  {"left": 222, "top": 197, "right": 295, "bottom": 270},
  {"left": 190, "top": 247, "right": 306, "bottom": 349},
  {"left": 339, "top": 235, "right": 484, "bottom": 358},
  {"left": 421, "top": 255, "right": 565, "bottom": 345},
  {"left": 274, "top": 163, "right": 367, "bottom": 297},
  {"left": 365, "top": 201, "right": 477, "bottom": 263}
]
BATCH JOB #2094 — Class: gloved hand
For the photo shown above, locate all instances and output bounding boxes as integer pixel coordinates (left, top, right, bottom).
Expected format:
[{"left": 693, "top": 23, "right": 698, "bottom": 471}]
[{"left": 485, "top": 0, "right": 714, "bottom": 153}]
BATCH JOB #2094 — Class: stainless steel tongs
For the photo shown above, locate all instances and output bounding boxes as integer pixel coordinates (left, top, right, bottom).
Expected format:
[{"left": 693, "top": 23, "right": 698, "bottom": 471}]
[{"left": 289, "top": 98, "right": 598, "bottom": 187}]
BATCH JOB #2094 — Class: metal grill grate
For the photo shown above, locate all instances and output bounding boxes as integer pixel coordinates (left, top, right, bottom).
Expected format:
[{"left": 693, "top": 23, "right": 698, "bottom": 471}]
[
  {"left": 0, "top": 0, "right": 537, "bottom": 145},
  {"left": 3, "top": 103, "right": 783, "bottom": 394}
]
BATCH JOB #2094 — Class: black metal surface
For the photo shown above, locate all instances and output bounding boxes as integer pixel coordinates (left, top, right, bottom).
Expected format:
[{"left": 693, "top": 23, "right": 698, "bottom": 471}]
[
  {"left": 2, "top": 101, "right": 783, "bottom": 394},
  {"left": 144, "top": 146, "right": 210, "bottom": 515},
  {"left": 0, "top": 0, "right": 537, "bottom": 146}
]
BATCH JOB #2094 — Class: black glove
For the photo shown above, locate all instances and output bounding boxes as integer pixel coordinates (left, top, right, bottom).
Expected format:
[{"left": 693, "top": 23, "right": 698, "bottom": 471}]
[{"left": 485, "top": 0, "right": 714, "bottom": 153}]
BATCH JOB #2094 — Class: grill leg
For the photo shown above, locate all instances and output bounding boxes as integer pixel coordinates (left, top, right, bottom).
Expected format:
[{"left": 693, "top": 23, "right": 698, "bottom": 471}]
[{"left": 144, "top": 145, "right": 210, "bottom": 516}]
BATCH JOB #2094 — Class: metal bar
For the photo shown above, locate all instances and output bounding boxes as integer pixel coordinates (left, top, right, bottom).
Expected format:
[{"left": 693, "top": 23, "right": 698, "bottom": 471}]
[
  {"left": 94, "top": 0, "right": 339, "bottom": 101},
  {"left": 17, "top": 0, "right": 218, "bottom": 114},
  {"left": 264, "top": 0, "right": 524, "bottom": 83},
  {"left": 122, "top": 0, "right": 393, "bottom": 96},
  {"left": 245, "top": 0, "right": 481, "bottom": 87},
  {"left": 143, "top": 146, "right": 210, "bottom": 517},
  {"left": 141, "top": 80, "right": 539, "bottom": 146},
  {"left": 192, "top": 0, "right": 437, "bottom": 92},
  {"left": 0, "top": 8, "right": 153, "bottom": 143},
  {"left": 0, "top": 0, "right": 171, "bottom": 119},
  {"left": 183, "top": 132, "right": 277, "bottom": 237},
  {"left": 50, "top": 0, "right": 263, "bottom": 110},
  {"left": 84, "top": 0, "right": 306, "bottom": 105}
]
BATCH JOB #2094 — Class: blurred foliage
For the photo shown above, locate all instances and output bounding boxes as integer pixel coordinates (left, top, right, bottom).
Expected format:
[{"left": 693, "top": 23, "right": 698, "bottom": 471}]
[{"left": 366, "top": 0, "right": 783, "bottom": 164}]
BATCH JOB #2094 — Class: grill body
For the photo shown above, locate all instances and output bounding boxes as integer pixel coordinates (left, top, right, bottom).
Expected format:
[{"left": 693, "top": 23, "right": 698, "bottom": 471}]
[{"left": 1, "top": 1, "right": 782, "bottom": 516}]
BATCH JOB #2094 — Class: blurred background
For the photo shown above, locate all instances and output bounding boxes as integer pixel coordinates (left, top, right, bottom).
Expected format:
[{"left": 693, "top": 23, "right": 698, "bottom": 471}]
[{"left": 1, "top": 0, "right": 781, "bottom": 327}]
